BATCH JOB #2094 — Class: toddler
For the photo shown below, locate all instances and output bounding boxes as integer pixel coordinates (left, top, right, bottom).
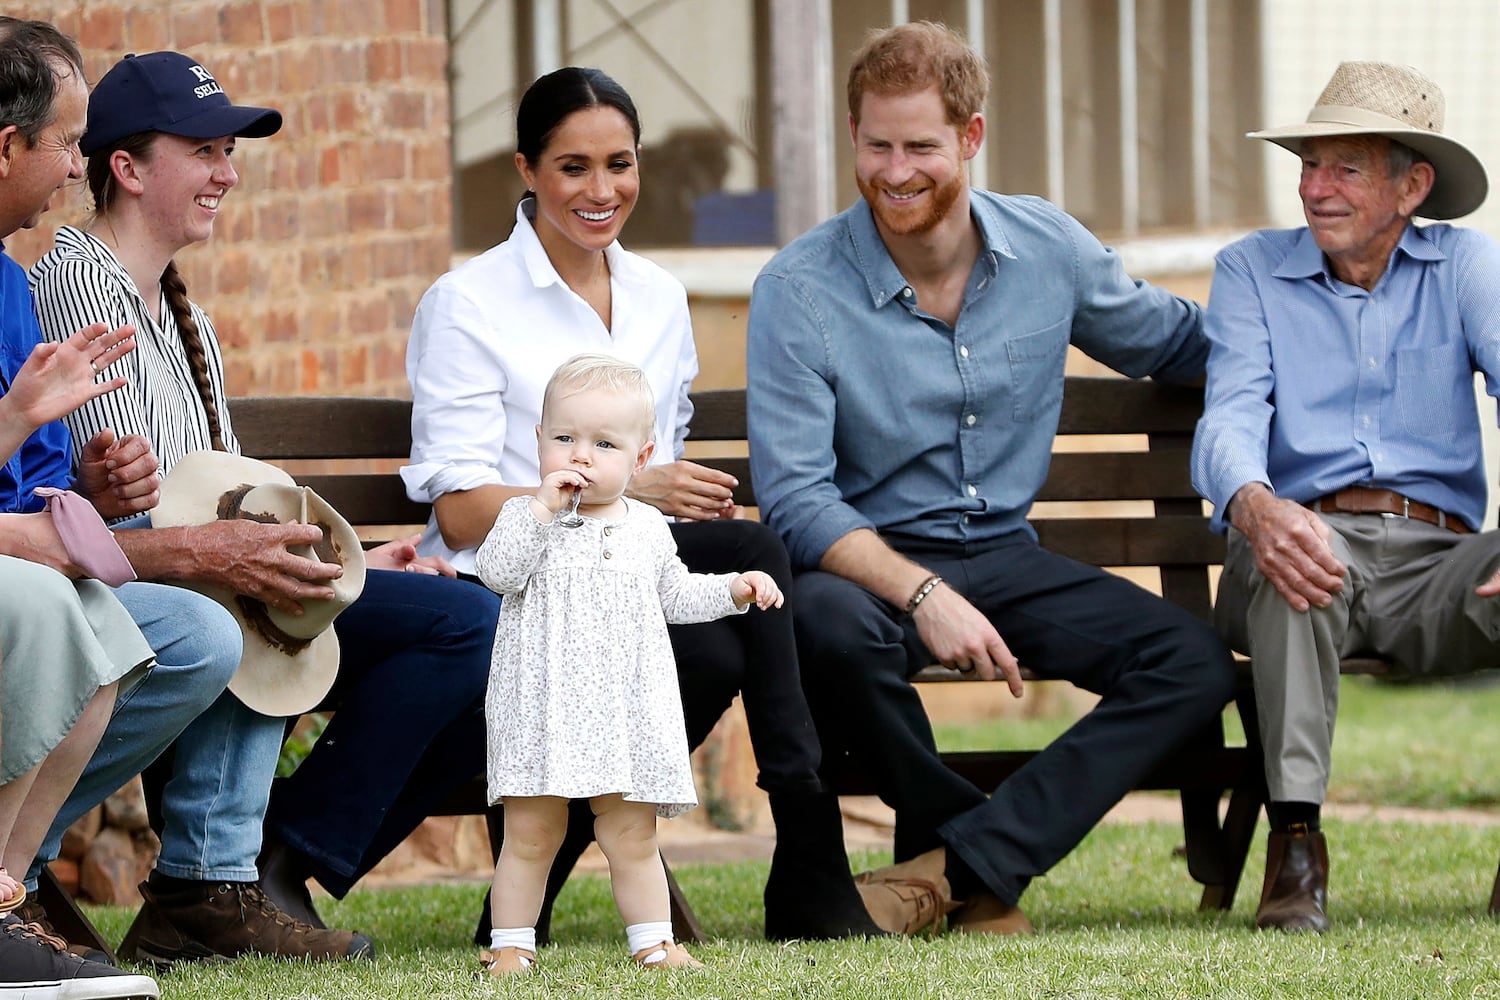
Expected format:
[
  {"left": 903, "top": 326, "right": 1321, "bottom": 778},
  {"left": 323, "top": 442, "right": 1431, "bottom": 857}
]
[{"left": 474, "top": 354, "right": 782, "bottom": 975}]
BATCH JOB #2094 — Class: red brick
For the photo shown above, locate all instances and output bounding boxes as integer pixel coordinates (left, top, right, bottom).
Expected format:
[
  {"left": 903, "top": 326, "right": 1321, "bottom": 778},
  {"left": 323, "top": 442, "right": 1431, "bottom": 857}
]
[
  {"left": 385, "top": 0, "right": 423, "bottom": 33},
  {"left": 363, "top": 140, "right": 408, "bottom": 182},
  {"left": 266, "top": 2, "right": 298, "bottom": 43},
  {"left": 300, "top": 349, "right": 320, "bottom": 392},
  {"left": 332, "top": 92, "right": 359, "bottom": 132},
  {"left": 277, "top": 48, "right": 317, "bottom": 93},
  {"left": 223, "top": 356, "right": 252, "bottom": 397},
  {"left": 348, "top": 295, "right": 388, "bottom": 336},
  {"left": 319, "top": 146, "right": 341, "bottom": 185},
  {"left": 410, "top": 142, "right": 450, "bottom": 182},
  {"left": 78, "top": 8, "right": 126, "bottom": 51},
  {"left": 385, "top": 90, "right": 429, "bottom": 130},
  {"left": 221, "top": 3, "right": 264, "bottom": 45},
  {"left": 215, "top": 248, "right": 251, "bottom": 297},
  {"left": 214, "top": 312, "right": 248, "bottom": 349},
  {"left": 341, "top": 344, "right": 370, "bottom": 384},
  {"left": 368, "top": 39, "right": 402, "bottom": 82},
  {"left": 265, "top": 310, "right": 298, "bottom": 343},
  {"left": 172, "top": 5, "right": 220, "bottom": 49},
  {"left": 374, "top": 340, "right": 405, "bottom": 381},
  {"left": 124, "top": 9, "right": 171, "bottom": 52},
  {"left": 371, "top": 239, "right": 412, "bottom": 280},
  {"left": 406, "top": 37, "right": 448, "bottom": 81},
  {"left": 347, "top": 189, "right": 388, "bottom": 231},
  {"left": 255, "top": 201, "right": 299, "bottom": 242}
]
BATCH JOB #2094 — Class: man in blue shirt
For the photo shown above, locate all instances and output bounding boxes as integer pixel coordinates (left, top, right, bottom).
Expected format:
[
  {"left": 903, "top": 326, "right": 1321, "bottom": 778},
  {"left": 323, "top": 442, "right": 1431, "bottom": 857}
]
[
  {"left": 747, "top": 21, "right": 1237, "bottom": 936},
  {"left": 1193, "top": 61, "right": 1500, "bottom": 933}
]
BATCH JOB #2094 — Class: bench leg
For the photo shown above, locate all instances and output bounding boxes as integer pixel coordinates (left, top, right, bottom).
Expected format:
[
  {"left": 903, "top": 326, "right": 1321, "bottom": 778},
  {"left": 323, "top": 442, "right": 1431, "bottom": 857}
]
[
  {"left": 1490, "top": 854, "right": 1500, "bottom": 915},
  {"left": 1179, "top": 786, "right": 1228, "bottom": 890},
  {"left": 36, "top": 864, "right": 117, "bottom": 965},
  {"left": 1200, "top": 686, "right": 1265, "bottom": 913},
  {"left": 663, "top": 858, "right": 706, "bottom": 944}
]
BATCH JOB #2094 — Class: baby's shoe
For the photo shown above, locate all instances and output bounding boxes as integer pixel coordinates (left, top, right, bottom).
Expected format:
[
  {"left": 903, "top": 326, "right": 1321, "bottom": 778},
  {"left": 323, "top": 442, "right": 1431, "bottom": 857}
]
[
  {"left": 479, "top": 945, "right": 535, "bottom": 977},
  {"left": 631, "top": 940, "right": 702, "bottom": 969}
]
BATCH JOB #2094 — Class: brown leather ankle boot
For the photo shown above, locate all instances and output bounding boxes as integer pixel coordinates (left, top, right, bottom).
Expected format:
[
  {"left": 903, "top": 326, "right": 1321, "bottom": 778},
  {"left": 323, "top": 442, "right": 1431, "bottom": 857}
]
[{"left": 1255, "top": 825, "right": 1330, "bottom": 933}]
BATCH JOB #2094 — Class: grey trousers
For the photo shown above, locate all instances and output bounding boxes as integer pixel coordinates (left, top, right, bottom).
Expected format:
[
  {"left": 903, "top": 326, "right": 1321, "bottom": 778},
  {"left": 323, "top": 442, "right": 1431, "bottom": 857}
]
[{"left": 1216, "top": 512, "right": 1500, "bottom": 803}]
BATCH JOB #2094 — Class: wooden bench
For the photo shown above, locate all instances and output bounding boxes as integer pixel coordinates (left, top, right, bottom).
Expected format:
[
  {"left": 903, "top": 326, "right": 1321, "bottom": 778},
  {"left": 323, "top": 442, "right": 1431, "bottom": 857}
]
[{"left": 225, "top": 379, "right": 1266, "bottom": 918}]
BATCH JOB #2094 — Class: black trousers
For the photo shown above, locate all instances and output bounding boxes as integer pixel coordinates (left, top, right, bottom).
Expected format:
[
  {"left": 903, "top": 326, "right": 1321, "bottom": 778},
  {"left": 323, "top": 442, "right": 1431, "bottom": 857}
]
[
  {"left": 795, "top": 531, "right": 1237, "bottom": 905},
  {"left": 668, "top": 518, "right": 822, "bottom": 792}
]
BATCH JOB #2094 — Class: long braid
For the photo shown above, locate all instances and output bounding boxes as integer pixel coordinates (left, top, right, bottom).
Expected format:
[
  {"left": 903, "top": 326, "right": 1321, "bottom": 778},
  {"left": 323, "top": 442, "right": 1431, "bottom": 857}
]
[{"left": 161, "top": 261, "right": 227, "bottom": 451}]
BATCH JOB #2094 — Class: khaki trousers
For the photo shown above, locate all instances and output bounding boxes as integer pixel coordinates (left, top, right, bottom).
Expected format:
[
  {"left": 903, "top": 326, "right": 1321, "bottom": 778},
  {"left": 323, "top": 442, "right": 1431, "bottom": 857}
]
[{"left": 1216, "top": 513, "right": 1500, "bottom": 803}]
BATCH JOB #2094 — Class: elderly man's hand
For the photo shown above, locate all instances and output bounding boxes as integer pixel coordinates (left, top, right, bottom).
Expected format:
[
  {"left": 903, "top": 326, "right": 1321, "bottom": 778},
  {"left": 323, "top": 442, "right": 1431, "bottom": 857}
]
[
  {"left": 188, "top": 518, "right": 344, "bottom": 614},
  {"left": 1231, "top": 482, "right": 1346, "bottom": 612},
  {"left": 912, "top": 583, "right": 1024, "bottom": 697}
]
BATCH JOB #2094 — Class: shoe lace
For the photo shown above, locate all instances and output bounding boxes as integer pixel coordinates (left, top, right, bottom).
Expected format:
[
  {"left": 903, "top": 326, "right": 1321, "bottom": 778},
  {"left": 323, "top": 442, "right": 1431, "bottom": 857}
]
[
  {"left": 224, "top": 882, "right": 317, "bottom": 932},
  {"left": 878, "top": 877, "right": 946, "bottom": 936},
  {"left": 11, "top": 919, "right": 70, "bottom": 953}
]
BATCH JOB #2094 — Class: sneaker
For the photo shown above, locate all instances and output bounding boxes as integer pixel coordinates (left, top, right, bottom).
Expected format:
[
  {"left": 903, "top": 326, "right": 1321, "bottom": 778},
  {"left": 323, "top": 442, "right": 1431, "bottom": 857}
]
[
  {"left": 12, "top": 899, "right": 114, "bottom": 966},
  {"left": 0, "top": 913, "right": 159, "bottom": 999},
  {"left": 116, "top": 880, "right": 375, "bottom": 970}
]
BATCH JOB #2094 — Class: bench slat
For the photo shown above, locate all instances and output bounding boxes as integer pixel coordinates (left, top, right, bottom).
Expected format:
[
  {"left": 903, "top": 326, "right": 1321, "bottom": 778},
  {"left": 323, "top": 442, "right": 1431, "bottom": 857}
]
[
  {"left": 1040, "top": 449, "right": 1198, "bottom": 502},
  {"left": 230, "top": 396, "right": 413, "bottom": 460},
  {"left": 1032, "top": 516, "right": 1225, "bottom": 567}
]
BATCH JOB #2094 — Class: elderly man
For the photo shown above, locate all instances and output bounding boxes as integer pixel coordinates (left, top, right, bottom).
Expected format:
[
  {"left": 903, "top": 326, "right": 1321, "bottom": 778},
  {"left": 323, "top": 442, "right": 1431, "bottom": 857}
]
[
  {"left": 746, "top": 20, "right": 1238, "bottom": 936},
  {"left": 1193, "top": 61, "right": 1500, "bottom": 933}
]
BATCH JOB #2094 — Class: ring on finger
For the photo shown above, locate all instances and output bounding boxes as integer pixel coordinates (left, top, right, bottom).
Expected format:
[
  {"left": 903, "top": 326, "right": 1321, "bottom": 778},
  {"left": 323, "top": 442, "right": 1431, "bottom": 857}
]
[
  {"left": 956, "top": 663, "right": 976, "bottom": 674},
  {"left": 89, "top": 359, "right": 101, "bottom": 376}
]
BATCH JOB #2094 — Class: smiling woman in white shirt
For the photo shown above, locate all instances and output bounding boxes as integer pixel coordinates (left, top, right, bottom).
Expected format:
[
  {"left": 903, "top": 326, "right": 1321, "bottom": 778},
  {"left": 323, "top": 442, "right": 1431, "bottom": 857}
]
[{"left": 403, "top": 66, "right": 879, "bottom": 944}]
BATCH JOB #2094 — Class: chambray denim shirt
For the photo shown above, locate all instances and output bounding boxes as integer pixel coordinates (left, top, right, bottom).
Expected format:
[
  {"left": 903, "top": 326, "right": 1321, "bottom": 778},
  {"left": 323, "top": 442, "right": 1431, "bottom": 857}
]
[
  {"left": 1191, "top": 224, "right": 1500, "bottom": 533},
  {"left": 0, "top": 248, "right": 74, "bottom": 514},
  {"left": 746, "top": 192, "right": 1206, "bottom": 572}
]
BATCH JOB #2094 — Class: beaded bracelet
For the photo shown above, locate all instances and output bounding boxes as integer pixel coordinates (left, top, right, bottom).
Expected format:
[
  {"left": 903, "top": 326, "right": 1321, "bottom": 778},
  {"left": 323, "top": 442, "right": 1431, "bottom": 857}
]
[{"left": 904, "top": 574, "right": 943, "bottom": 615}]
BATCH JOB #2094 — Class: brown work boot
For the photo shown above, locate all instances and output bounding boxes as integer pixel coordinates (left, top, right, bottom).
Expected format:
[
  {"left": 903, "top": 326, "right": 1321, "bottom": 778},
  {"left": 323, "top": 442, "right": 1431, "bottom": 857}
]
[
  {"left": 948, "top": 891, "right": 1035, "bottom": 936},
  {"left": 13, "top": 896, "right": 114, "bottom": 965},
  {"left": 117, "top": 880, "right": 376, "bottom": 969},
  {"left": 853, "top": 848, "right": 961, "bottom": 935},
  {"left": 1255, "top": 826, "right": 1330, "bottom": 933}
]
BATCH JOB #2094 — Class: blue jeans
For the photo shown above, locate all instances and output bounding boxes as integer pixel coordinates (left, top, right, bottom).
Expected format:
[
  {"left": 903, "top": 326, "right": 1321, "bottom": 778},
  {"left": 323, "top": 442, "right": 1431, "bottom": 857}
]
[
  {"left": 264, "top": 569, "right": 498, "bottom": 896},
  {"left": 26, "top": 581, "right": 246, "bottom": 888}
]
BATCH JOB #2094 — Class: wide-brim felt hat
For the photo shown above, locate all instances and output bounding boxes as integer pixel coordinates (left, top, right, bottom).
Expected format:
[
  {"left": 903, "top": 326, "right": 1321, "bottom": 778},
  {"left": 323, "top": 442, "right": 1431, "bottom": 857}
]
[
  {"left": 154, "top": 451, "right": 366, "bottom": 717},
  {"left": 1248, "top": 60, "right": 1487, "bottom": 220}
]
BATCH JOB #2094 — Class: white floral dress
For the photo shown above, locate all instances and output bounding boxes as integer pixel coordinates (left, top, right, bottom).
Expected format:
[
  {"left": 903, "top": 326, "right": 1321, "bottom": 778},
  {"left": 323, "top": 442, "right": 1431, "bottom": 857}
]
[{"left": 476, "top": 496, "right": 743, "bottom": 817}]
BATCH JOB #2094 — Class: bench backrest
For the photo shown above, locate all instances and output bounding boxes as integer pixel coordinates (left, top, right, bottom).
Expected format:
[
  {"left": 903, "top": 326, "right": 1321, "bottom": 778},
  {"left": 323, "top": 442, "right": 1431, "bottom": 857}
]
[{"left": 228, "top": 376, "right": 1222, "bottom": 622}]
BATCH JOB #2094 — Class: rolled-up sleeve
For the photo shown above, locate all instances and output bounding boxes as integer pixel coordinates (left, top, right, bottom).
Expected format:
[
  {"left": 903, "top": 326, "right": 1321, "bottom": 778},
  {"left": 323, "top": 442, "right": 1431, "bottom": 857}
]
[
  {"left": 747, "top": 270, "right": 875, "bottom": 571},
  {"left": 402, "top": 280, "right": 510, "bottom": 503},
  {"left": 1191, "top": 245, "right": 1276, "bottom": 531}
]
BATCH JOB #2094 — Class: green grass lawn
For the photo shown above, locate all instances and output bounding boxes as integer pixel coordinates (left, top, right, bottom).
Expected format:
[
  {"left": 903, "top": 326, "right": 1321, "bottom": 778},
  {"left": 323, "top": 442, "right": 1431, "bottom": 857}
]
[
  {"left": 80, "top": 674, "right": 1500, "bottom": 998},
  {"left": 85, "top": 819, "right": 1500, "bottom": 999}
]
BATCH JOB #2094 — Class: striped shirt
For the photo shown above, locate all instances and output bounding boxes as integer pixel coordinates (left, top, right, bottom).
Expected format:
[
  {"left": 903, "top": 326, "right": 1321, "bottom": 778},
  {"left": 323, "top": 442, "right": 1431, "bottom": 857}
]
[{"left": 28, "top": 226, "right": 240, "bottom": 477}]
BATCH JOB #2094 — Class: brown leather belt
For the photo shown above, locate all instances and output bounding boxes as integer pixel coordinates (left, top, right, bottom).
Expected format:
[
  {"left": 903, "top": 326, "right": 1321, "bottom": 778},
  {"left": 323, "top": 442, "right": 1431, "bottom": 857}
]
[{"left": 1308, "top": 486, "right": 1471, "bottom": 534}]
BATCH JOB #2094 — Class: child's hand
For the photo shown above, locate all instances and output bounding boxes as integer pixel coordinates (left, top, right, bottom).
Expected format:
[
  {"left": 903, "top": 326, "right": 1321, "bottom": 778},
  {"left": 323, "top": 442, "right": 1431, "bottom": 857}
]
[
  {"left": 535, "top": 470, "right": 589, "bottom": 519},
  {"left": 732, "top": 570, "right": 784, "bottom": 610}
]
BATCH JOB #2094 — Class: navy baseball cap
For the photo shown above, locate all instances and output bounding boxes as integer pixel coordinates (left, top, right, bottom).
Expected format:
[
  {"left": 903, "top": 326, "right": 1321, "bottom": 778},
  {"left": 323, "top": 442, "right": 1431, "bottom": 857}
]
[{"left": 81, "top": 52, "right": 282, "bottom": 157}]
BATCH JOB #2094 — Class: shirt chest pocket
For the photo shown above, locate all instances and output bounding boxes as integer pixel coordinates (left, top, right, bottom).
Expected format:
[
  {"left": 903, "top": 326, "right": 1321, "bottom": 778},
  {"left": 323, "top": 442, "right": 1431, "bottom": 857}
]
[
  {"left": 1394, "top": 344, "right": 1469, "bottom": 438},
  {"left": 1005, "top": 323, "right": 1069, "bottom": 422}
]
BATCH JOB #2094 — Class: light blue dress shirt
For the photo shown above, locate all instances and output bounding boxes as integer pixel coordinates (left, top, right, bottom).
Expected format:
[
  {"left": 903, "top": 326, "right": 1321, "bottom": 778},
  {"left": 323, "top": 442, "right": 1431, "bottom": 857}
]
[
  {"left": 746, "top": 192, "right": 1205, "bottom": 572},
  {"left": 1192, "top": 224, "right": 1500, "bottom": 533}
]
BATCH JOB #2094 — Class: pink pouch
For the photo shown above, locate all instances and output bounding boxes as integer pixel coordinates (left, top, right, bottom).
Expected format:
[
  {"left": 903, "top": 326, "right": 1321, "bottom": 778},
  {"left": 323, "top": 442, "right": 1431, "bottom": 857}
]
[{"left": 34, "top": 487, "right": 137, "bottom": 587}]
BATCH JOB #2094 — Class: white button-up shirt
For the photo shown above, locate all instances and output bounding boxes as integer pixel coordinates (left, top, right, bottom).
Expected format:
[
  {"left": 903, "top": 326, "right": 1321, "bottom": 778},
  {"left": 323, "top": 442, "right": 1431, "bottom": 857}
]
[{"left": 402, "top": 201, "right": 697, "bottom": 573}]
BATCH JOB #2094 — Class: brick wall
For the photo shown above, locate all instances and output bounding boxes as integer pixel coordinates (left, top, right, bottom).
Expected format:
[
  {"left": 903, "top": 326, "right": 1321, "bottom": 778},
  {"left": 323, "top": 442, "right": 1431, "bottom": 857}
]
[{"left": 7, "top": 0, "right": 451, "bottom": 398}]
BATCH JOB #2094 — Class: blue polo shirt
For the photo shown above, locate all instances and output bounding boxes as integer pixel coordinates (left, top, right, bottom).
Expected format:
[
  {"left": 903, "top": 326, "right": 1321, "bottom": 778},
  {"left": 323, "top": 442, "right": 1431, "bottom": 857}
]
[{"left": 0, "top": 245, "right": 75, "bottom": 513}]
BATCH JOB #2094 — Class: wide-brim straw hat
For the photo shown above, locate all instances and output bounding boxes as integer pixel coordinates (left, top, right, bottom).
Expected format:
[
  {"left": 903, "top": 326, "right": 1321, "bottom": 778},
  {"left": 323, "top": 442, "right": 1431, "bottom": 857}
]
[
  {"left": 154, "top": 451, "right": 366, "bottom": 716},
  {"left": 1248, "top": 60, "right": 1487, "bottom": 220}
]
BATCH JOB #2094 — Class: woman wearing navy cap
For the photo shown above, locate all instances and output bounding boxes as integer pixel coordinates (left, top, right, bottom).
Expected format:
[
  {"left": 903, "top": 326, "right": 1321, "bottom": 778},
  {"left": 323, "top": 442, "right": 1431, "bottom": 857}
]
[{"left": 28, "top": 51, "right": 500, "bottom": 967}]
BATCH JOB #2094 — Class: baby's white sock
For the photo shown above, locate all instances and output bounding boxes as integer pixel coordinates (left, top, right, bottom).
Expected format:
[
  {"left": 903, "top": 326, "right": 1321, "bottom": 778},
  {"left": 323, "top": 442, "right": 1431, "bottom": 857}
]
[
  {"left": 625, "top": 920, "right": 675, "bottom": 962},
  {"left": 490, "top": 927, "right": 537, "bottom": 965}
]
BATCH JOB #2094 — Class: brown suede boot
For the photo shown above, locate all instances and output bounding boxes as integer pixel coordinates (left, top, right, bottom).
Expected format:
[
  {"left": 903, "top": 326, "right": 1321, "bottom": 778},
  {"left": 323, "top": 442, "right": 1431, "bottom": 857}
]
[
  {"left": 853, "top": 847, "right": 962, "bottom": 935},
  {"left": 1255, "top": 826, "right": 1330, "bottom": 933},
  {"left": 948, "top": 891, "right": 1035, "bottom": 936},
  {"left": 117, "top": 880, "right": 375, "bottom": 969}
]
